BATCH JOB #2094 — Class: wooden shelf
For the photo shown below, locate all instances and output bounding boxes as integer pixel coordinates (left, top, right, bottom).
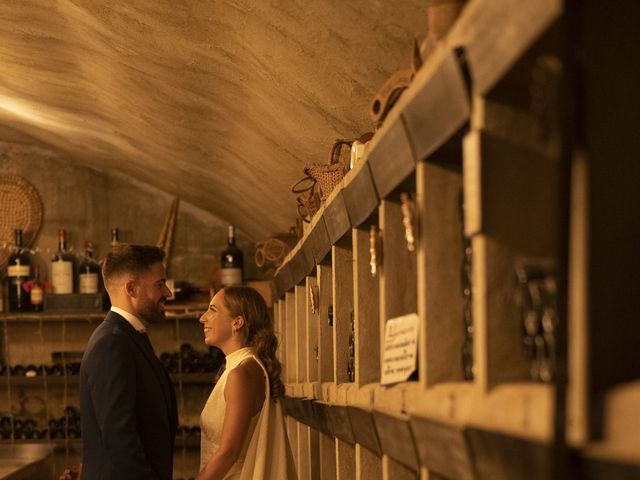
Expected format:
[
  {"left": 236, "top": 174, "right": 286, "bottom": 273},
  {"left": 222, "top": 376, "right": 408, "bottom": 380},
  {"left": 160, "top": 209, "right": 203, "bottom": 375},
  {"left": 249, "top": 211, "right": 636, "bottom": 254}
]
[
  {"left": 273, "top": 45, "right": 471, "bottom": 298},
  {"left": 0, "top": 376, "right": 78, "bottom": 387},
  {"left": 0, "top": 373, "right": 215, "bottom": 386},
  {"left": 0, "top": 437, "right": 201, "bottom": 449},
  {"left": 0, "top": 312, "right": 104, "bottom": 322},
  {"left": 0, "top": 306, "right": 204, "bottom": 323},
  {"left": 447, "top": 0, "right": 562, "bottom": 96}
]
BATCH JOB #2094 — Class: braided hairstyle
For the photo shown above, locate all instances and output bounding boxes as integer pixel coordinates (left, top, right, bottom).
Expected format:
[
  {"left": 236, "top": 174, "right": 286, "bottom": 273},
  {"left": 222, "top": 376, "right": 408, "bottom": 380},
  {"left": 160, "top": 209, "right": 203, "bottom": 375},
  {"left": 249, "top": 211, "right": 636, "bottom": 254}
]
[{"left": 222, "top": 286, "right": 284, "bottom": 401}]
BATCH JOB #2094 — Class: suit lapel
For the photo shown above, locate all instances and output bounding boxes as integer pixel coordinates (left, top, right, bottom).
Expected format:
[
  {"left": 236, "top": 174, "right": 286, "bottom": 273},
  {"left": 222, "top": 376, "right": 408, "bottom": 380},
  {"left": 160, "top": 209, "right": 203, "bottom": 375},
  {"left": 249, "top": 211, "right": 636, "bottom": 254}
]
[{"left": 106, "top": 312, "right": 177, "bottom": 430}]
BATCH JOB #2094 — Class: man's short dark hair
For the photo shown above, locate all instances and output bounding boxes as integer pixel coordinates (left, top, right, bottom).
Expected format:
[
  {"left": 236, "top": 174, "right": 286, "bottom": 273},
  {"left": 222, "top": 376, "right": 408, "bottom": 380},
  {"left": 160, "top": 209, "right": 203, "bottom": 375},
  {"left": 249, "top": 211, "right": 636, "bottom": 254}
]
[{"left": 102, "top": 244, "right": 165, "bottom": 284}]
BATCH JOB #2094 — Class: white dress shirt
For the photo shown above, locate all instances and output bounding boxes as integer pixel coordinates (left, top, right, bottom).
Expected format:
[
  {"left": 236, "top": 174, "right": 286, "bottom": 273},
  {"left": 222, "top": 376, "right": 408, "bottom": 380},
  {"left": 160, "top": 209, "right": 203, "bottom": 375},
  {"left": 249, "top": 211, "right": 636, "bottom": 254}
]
[{"left": 110, "top": 306, "right": 148, "bottom": 333}]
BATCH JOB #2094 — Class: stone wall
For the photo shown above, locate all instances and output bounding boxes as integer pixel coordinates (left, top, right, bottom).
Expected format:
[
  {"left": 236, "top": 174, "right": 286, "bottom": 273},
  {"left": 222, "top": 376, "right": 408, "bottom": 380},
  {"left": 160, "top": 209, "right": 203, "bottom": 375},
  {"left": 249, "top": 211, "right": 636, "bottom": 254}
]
[
  {"left": 1, "top": 141, "right": 264, "bottom": 478},
  {"left": 0, "top": 140, "right": 261, "bottom": 289}
]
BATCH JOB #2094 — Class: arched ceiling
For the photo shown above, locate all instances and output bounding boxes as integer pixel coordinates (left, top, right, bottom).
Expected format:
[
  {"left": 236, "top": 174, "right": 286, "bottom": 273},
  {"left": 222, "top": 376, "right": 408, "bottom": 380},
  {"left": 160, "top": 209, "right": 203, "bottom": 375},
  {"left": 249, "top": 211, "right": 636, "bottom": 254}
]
[{"left": 0, "top": 0, "right": 427, "bottom": 239}]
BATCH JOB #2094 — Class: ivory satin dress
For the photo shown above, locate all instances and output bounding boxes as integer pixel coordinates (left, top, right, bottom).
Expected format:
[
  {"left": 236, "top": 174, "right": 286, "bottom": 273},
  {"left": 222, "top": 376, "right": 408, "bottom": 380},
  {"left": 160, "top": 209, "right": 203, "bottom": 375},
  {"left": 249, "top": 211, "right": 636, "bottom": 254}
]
[{"left": 200, "top": 347, "right": 297, "bottom": 480}]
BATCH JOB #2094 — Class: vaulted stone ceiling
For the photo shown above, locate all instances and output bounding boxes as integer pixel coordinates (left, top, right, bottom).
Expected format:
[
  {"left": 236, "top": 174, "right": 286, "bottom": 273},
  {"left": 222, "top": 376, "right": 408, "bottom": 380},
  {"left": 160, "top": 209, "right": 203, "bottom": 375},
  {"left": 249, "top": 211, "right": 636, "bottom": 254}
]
[{"left": 0, "top": 1, "right": 427, "bottom": 239}]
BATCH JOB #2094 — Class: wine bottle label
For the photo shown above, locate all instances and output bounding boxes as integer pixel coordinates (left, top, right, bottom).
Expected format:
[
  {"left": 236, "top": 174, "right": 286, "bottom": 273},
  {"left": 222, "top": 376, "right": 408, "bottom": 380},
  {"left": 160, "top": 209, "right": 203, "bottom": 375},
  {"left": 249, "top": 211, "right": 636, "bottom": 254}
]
[
  {"left": 7, "top": 265, "right": 30, "bottom": 277},
  {"left": 79, "top": 273, "right": 99, "bottom": 294},
  {"left": 220, "top": 268, "right": 242, "bottom": 286},
  {"left": 51, "top": 261, "right": 73, "bottom": 294},
  {"left": 31, "top": 286, "right": 44, "bottom": 305}
]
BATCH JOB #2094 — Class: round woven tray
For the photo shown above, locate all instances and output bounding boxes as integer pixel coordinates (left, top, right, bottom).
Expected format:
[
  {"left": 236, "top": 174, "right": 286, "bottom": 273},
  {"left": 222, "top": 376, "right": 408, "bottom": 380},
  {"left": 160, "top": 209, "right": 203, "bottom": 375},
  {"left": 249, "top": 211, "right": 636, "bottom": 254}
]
[{"left": 0, "top": 174, "right": 43, "bottom": 273}]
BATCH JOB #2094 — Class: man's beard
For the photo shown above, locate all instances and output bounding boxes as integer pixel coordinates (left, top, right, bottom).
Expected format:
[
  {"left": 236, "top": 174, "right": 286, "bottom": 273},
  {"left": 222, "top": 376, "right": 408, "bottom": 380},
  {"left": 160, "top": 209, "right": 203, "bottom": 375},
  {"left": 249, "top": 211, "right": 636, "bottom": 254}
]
[{"left": 138, "top": 297, "right": 166, "bottom": 324}]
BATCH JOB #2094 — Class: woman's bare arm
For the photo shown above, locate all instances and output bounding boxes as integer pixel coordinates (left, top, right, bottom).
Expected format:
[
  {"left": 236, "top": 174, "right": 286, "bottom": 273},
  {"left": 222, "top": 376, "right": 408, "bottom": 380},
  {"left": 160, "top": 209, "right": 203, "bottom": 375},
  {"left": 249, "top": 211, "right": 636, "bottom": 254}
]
[{"left": 196, "top": 359, "right": 265, "bottom": 480}]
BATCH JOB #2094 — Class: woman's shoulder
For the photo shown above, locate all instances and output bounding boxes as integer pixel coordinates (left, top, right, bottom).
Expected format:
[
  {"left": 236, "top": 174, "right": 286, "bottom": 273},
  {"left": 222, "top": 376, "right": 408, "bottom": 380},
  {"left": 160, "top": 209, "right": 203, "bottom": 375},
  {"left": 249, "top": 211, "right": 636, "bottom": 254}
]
[
  {"left": 232, "top": 356, "right": 265, "bottom": 383},
  {"left": 224, "top": 357, "right": 267, "bottom": 406}
]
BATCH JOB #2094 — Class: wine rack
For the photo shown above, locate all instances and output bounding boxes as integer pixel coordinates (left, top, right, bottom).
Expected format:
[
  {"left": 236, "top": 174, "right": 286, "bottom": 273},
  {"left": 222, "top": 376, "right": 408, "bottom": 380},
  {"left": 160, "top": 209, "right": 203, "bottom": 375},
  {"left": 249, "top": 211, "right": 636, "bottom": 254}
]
[
  {"left": 270, "top": 1, "right": 640, "bottom": 479},
  {"left": 0, "top": 306, "right": 216, "bottom": 478}
]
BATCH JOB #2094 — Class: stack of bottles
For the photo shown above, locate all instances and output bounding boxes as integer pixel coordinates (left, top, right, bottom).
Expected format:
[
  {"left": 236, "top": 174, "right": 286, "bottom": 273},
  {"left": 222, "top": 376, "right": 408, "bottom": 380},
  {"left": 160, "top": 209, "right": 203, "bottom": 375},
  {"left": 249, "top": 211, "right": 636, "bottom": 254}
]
[
  {"left": 159, "top": 344, "right": 225, "bottom": 375},
  {"left": 0, "top": 361, "right": 81, "bottom": 377},
  {"left": 2, "top": 227, "right": 116, "bottom": 313},
  {"left": 0, "top": 416, "right": 47, "bottom": 440},
  {"left": 0, "top": 406, "right": 80, "bottom": 440},
  {"left": 49, "top": 406, "right": 81, "bottom": 439}
]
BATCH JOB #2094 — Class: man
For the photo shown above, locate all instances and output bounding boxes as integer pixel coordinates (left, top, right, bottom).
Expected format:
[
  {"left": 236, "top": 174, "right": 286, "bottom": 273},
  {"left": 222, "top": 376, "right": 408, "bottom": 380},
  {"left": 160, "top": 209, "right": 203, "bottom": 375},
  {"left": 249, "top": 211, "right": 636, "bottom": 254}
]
[{"left": 80, "top": 244, "right": 178, "bottom": 479}]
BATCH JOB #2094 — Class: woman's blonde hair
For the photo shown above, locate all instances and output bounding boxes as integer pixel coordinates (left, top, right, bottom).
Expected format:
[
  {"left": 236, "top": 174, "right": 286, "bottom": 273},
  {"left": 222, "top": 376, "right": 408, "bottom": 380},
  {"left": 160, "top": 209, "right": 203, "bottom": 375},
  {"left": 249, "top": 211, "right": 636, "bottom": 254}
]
[{"left": 222, "top": 286, "right": 285, "bottom": 400}]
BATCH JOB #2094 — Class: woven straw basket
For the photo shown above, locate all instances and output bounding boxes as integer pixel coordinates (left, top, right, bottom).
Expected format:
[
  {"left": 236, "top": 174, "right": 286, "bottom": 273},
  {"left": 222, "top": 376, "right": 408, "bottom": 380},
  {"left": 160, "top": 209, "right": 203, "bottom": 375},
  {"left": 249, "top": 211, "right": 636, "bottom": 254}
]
[{"left": 0, "top": 174, "right": 43, "bottom": 274}]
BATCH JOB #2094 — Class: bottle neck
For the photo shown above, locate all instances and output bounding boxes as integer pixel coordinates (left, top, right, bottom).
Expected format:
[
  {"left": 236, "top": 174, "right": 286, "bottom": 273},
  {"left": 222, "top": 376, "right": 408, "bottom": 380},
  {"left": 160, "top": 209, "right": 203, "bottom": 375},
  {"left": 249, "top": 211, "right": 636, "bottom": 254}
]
[
  {"left": 58, "top": 230, "right": 67, "bottom": 253},
  {"left": 14, "top": 230, "right": 23, "bottom": 249},
  {"left": 227, "top": 225, "right": 236, "bottom": 246}
]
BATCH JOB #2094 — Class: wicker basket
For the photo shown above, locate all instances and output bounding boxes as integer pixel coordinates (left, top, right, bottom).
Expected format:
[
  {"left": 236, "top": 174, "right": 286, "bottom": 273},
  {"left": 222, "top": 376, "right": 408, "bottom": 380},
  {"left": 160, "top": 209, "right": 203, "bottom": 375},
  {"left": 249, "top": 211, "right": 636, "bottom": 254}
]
[
  {"left": 291, "top": 175, "right": 322, "bottom": 222},
  {"left": 304, "top": 161, "right": 347, "bottom": 203},
  {"left": 292, "top": 134, "right": 374, "bottom": 222},
  {"left": 0, "top": 174, "right": 43, "bottom": 274}
]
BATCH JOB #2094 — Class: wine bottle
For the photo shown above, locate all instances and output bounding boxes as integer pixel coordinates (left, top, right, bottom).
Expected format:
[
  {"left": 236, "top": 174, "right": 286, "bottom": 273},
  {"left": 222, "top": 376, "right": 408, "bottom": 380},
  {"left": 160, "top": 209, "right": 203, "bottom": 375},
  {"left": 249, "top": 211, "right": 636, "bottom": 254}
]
[
  {"left": 51, "top": 229, "right": 74, "bottom": 294},
  {"left": 24, "top": 364, "right": 42, "bottom": 378},
  {"left": 0, "top": 416, "right": 11, "bottom": 439},
  {"left": 110, "top": 227, "right": 120, "bottom": 248},
  {"left": 220, "top": 225, "right": 243, "bottom": 287},
  {"left": 47, "top": 363, "right": 64, "bottom": 376},
  {"left": 23, "top": 419, "right": 36, "bottom": 438},
  {"left": 30, "top": 263, "right": 44, "bottom": 311},
  {"left": 172, "top": 281, "right": 195, "bottom": 302},
  {"left": 180, "top": 343, "right": 196, "bottom": 373},
  {"left": 7, "top": 229, "right": 31, "bottom": 312},
  {"left": 13, "top": 418, "right": 25, "bottom": 440},
  {"left": 78, "top": 241, "right": 100, "bottom": 294}
]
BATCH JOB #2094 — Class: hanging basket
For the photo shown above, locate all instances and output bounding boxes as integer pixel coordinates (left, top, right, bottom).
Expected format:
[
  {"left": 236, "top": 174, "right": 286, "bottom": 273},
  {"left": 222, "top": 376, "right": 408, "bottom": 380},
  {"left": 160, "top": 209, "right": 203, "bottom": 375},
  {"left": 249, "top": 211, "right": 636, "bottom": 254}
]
[
  {"left": 0, "top": 174, "right": 43, "bottom": 274},
  {"left": 291, "top": 133, "right": 374, "bottom": 222}
]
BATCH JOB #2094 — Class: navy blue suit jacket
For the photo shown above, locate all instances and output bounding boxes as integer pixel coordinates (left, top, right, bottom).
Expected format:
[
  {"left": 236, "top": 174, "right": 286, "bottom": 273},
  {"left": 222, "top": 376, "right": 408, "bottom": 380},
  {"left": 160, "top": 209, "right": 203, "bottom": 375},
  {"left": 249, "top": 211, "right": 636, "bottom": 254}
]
[{"left": 80, "top": 311, "right": 178, "bottom": 479}]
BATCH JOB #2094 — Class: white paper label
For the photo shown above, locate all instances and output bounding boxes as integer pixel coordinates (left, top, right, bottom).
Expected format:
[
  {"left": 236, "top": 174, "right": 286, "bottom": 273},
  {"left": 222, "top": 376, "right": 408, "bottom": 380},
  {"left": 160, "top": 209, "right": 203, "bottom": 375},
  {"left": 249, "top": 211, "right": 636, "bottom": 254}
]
[
  {"left": 8, "top": 265, "right": 30, "bottom": 277},
  {"left": 31, "top": 286, "right": 43, "bottom": 305},
  {"left": 79, "top": 273, "right": 99, "bottom": 294},
  {"left": 51, "top": 260, "right": 73, "bottom": 294},
  {"left": 220, "top": 268, "right": 242, "bottom": 286},
  {"left": 463, "top": 131, "right": 482, "bottom": 237},
  {"left": 381, "top": 313, "right": 419, "bottom": 386}
]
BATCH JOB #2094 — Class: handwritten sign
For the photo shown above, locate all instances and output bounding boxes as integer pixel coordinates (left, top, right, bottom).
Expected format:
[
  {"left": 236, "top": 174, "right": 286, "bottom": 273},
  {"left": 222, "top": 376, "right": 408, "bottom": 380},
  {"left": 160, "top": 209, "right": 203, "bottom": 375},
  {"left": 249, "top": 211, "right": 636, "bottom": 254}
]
[{"left": 381, "top": 313, "right": 419, "bottom": 385}]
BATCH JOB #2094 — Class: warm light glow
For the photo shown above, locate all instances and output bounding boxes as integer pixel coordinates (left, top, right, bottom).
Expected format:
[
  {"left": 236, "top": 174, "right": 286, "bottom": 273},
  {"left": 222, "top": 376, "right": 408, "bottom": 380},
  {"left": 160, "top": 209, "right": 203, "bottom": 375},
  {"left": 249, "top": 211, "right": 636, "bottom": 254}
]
[
  {"left": 0, "top": 91, "right": 140, "bottom": 157},
  {"left": 0, "top": 94, "right": 53, "bottom": 126}
]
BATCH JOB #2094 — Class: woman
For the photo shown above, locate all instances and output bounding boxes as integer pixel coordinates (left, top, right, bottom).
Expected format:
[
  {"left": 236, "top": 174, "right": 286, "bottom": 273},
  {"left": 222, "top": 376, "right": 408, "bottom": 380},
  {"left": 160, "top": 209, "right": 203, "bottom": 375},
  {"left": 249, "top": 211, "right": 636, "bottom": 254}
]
[{"left": 197, "top": 286, "right": 297, "bottom": 480}]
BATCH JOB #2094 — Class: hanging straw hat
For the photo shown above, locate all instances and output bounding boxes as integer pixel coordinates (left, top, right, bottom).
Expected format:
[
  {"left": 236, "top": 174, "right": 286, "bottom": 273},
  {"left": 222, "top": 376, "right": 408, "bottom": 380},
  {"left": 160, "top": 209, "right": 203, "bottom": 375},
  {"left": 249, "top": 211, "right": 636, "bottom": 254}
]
[{"left": 0, "top": 174, "right": 43, "bottom": 274}]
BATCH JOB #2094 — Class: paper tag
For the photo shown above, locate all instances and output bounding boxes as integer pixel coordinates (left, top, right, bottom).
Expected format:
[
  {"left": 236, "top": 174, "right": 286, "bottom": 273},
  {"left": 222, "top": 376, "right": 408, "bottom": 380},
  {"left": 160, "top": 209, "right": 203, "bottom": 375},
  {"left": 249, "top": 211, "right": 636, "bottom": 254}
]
[
  {"left": 221, "top": 268, "right": 242, "bottom": 286},
  {"left": 8, "top": 265, "right": 30, "bottom": 277},
  {"left": 52, "top": 260, "right": 73, "bottom": 294},
  {"left": 79, "top": 273, "right": 99, "bottom": 294},
  {"left": 463, "top": 131, "right": 482, "bottom": 236},
  {"left": 381, "top": 313, "right": 419, "bottom": 385}
]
